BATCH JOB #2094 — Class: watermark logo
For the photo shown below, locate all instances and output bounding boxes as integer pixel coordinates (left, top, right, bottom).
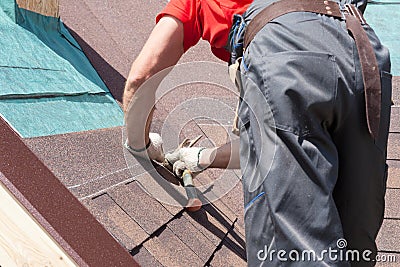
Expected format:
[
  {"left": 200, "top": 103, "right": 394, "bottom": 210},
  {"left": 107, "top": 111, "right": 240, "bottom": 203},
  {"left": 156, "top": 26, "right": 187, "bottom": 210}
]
[
  {"left": 257, "top": 238, "right": 397, "bottom": 263},
  {"left": 336, "top": 238, "right": 347, "bottom": 249}
]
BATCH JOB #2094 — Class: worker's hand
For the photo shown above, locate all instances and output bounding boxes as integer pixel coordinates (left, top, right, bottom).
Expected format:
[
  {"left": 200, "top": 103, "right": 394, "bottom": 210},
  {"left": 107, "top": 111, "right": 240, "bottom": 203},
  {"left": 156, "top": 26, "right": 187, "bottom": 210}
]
[
  {"left": 125, "top": 133, "right": 165, "bottom": 163},
  {"left": 165, "top": 147, "right": 208, "bottom": 177}
]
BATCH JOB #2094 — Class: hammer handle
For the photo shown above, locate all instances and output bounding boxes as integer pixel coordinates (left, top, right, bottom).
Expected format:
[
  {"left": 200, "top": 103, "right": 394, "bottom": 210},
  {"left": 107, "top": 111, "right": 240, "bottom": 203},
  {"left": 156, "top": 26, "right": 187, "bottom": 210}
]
[{"left": 182, "top": 170, "right": 202, "bottom": 212}]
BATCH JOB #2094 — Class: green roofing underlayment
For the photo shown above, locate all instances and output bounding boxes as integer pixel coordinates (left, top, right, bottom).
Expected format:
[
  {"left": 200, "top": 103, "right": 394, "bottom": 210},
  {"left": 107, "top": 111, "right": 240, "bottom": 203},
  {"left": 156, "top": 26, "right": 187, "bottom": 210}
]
[{"left": 0, "top": 0, "right": 123, "bottom": 138}]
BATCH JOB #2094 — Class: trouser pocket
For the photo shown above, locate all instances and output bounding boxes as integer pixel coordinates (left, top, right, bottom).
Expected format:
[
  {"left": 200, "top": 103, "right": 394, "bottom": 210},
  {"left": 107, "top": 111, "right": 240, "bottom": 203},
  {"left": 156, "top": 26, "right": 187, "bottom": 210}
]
[{"left": 258, "top": 51, "right": 338, "bottom": 136}]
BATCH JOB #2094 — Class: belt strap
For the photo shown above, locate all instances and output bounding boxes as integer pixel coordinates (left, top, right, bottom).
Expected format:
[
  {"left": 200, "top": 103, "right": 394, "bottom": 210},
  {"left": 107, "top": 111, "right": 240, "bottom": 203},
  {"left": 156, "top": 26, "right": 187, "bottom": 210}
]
[
  {"left": 344, "top": 5, "right": 381, "bottom": 139},
  {"left": 243, "top": 0, "right": 381, "bottom": 139},
  {"left": 243, "top": 0, "right": 343, "bottom": 49}
]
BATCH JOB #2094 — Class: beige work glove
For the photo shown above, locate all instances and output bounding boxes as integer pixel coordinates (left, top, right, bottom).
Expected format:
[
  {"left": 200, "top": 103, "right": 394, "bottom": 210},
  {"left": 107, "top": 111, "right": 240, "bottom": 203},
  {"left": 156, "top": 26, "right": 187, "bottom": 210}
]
[
  {"left": 165, "top": 147, "right": 208, "bottom": 177},
  {"left": 125, "top": 132, "right": 165, "bottom": 163}
]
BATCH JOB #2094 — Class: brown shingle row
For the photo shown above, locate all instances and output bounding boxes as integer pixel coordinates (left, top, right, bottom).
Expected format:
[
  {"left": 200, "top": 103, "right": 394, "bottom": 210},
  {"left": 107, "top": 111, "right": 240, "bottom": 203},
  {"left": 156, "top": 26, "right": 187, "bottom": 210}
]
[
  {"left": 216, "top": 181, "right": 246, "bottom": 233},
  {"left": 108, "top": 181, "right": 174, "bottom": 236},
  {"left": 167, "top": 212, "right": 218, "bottom": 262},
  {"left": 143, "top": 226, "right": 204, "bottom": 267},
  {"left": 390, "top": 107, "right": 400, "bottom": 133},
  {"left": 387, "top": 133, "right": 400, "bottom": 160},
  {"left": 209, "top": 231, "right": 247, "bottom": 267},
  {"left": 129, "top": 199, "right": 244, "bottom": 266},
  {"left": 134, "top": 170, "right": 186, "bottom": 216},
  {"left": 25, "top": 129, "right": 148, "bottom": 200},
  {"left": 385, "top": 189, "right": 400, "bottom": 219},
  {"left": 0, "top": 117, "right": 138, "bottom": 266},
  {"left": 378, "top": 73, "right": 400, "bottom": 258},
  {"left": 377, "top": 219, "right": 400, "bottom": 253},
  {"left": 132, "top": 246, "right": 164, "bottom": 267},
  {"left": 387, "top": 160, "right": 400, "bottom": 189},
  {"left": 82, "top": 193, "right": 148, "bottom": 249}
]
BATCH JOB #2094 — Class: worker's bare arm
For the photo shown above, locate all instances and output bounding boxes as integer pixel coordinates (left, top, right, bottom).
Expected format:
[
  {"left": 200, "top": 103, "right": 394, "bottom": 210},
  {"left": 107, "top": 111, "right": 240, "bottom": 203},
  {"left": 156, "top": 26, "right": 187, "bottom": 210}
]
[
  {"left": 165, "top": 139, "right": 241, "bottom": 173},
  {"left": 200, "top": 139, "right": 240, "bottom": 169},
  {"left": 124, "top": 15, "right": 239, "bottom": 169},
  {"left": 124, "top": 15, "right": 184, "bottom": 149}
]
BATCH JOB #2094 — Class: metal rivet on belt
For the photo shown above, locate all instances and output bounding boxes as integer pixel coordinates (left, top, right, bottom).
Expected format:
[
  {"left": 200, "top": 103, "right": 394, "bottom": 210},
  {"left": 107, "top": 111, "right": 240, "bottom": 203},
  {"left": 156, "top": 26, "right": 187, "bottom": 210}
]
[
  {"left": 325, "top": 6, "right": 331, "bottom": 10},
  {"left": 327, "top": 10, "right": 332, "bottom": 15},
  {"left": 324, "top": 0, "right": 329, "bottom": 4}
]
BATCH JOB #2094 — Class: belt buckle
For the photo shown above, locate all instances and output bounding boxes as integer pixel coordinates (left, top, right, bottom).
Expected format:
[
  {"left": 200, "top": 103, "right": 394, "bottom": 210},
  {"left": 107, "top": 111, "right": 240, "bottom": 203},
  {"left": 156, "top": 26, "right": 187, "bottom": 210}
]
[{"left": 343, "top": 4, "right": 366, "bottom": 24}]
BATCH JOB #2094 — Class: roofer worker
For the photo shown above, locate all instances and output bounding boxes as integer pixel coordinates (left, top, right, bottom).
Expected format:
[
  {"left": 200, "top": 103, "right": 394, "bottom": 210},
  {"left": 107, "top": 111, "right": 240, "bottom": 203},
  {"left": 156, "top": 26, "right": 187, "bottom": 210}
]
[{"left": 123, "top": 0, "right": 392, "bottom": 266}]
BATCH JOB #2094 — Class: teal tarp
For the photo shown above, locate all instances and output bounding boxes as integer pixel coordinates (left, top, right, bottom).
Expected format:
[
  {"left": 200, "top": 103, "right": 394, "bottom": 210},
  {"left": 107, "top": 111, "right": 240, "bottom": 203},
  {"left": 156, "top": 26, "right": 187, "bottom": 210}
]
[
  {"left": 0, "top": 0, "right": 123, "bottom": 137},
  {"left": 365, "top": 2, "right": 400, "bottom": 75},
  {"left": 0, "top": 95, "right": 123, "bottom": 137}
]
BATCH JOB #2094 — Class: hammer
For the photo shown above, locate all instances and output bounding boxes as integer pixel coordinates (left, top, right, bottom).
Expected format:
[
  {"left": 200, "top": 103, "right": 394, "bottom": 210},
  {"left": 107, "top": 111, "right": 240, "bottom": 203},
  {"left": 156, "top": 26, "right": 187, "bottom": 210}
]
[
  {"left": 163, "top": 135, "right": 202, "bottom": 212},
  {"left": 181, "top": 169, "right": 202, "bottom": 212}
]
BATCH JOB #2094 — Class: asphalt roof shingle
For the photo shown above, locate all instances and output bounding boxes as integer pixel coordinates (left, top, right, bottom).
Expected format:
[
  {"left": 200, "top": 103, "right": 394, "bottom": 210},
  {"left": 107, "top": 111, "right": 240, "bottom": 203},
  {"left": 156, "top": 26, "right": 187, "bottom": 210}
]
[
  {"left": 143, "top": 226, "right": 204, "bottom": 267},
  {"left": 132, "top": 246, "right": 164, "bottom": 267},
  {"left": 209, "top": 231, "right": 247, "bottom": 267},
  {"left": 82, "top": 193, "right": 149, "bottom": 249},
  {"left": 108, "top": 181, "right": 175, "bottom": 236},
  {"left": 166, "top": 213, "right": 217, "bottom": 262},
  {"left": 387, "top": 160, "right": 400, "bottom": 189},
  {"left": 376, "top": 219, "right": 400, "bottom": 253},
  {"left": 385, "top": 189, "right": 400, "bottom": 219}
]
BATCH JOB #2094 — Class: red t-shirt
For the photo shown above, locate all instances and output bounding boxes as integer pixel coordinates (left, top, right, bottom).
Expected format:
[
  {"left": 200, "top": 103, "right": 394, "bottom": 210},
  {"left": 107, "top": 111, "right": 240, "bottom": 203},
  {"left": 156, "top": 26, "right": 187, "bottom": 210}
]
[{"left": 156, "top": 0, "right": 252, "bottom": 62}]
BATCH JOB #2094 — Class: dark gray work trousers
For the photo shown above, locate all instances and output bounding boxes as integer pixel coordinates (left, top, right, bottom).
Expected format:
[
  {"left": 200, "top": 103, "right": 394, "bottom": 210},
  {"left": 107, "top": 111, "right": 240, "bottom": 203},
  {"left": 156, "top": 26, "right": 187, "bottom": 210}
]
[{"left": 238, "top": 3, "right": 392, "bottom": 266}]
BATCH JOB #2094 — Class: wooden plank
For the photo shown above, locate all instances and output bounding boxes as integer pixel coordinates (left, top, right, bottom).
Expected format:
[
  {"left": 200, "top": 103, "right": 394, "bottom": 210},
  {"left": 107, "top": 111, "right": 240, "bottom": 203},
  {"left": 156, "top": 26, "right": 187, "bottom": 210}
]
[
  {"left": 0, "top": 181, "right": 78, "bottom": 267},
  {"left": 16, "top": 0, "right": 59, "bottom": 17}
]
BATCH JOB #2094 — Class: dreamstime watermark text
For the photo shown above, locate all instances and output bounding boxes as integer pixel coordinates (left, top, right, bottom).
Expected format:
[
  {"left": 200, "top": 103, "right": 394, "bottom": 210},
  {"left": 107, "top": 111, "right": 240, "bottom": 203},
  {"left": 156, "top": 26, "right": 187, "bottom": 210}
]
[{"left": 257, "top": 238, "right": 397, "bottom": 263}]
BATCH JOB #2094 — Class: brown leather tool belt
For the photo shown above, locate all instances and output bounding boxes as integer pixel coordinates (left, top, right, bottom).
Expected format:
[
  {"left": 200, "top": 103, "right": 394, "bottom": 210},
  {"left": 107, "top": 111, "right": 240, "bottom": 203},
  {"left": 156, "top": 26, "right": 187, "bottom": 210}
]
[{"left": 243, "top": 0, "right": 381, "bottom": 139}]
